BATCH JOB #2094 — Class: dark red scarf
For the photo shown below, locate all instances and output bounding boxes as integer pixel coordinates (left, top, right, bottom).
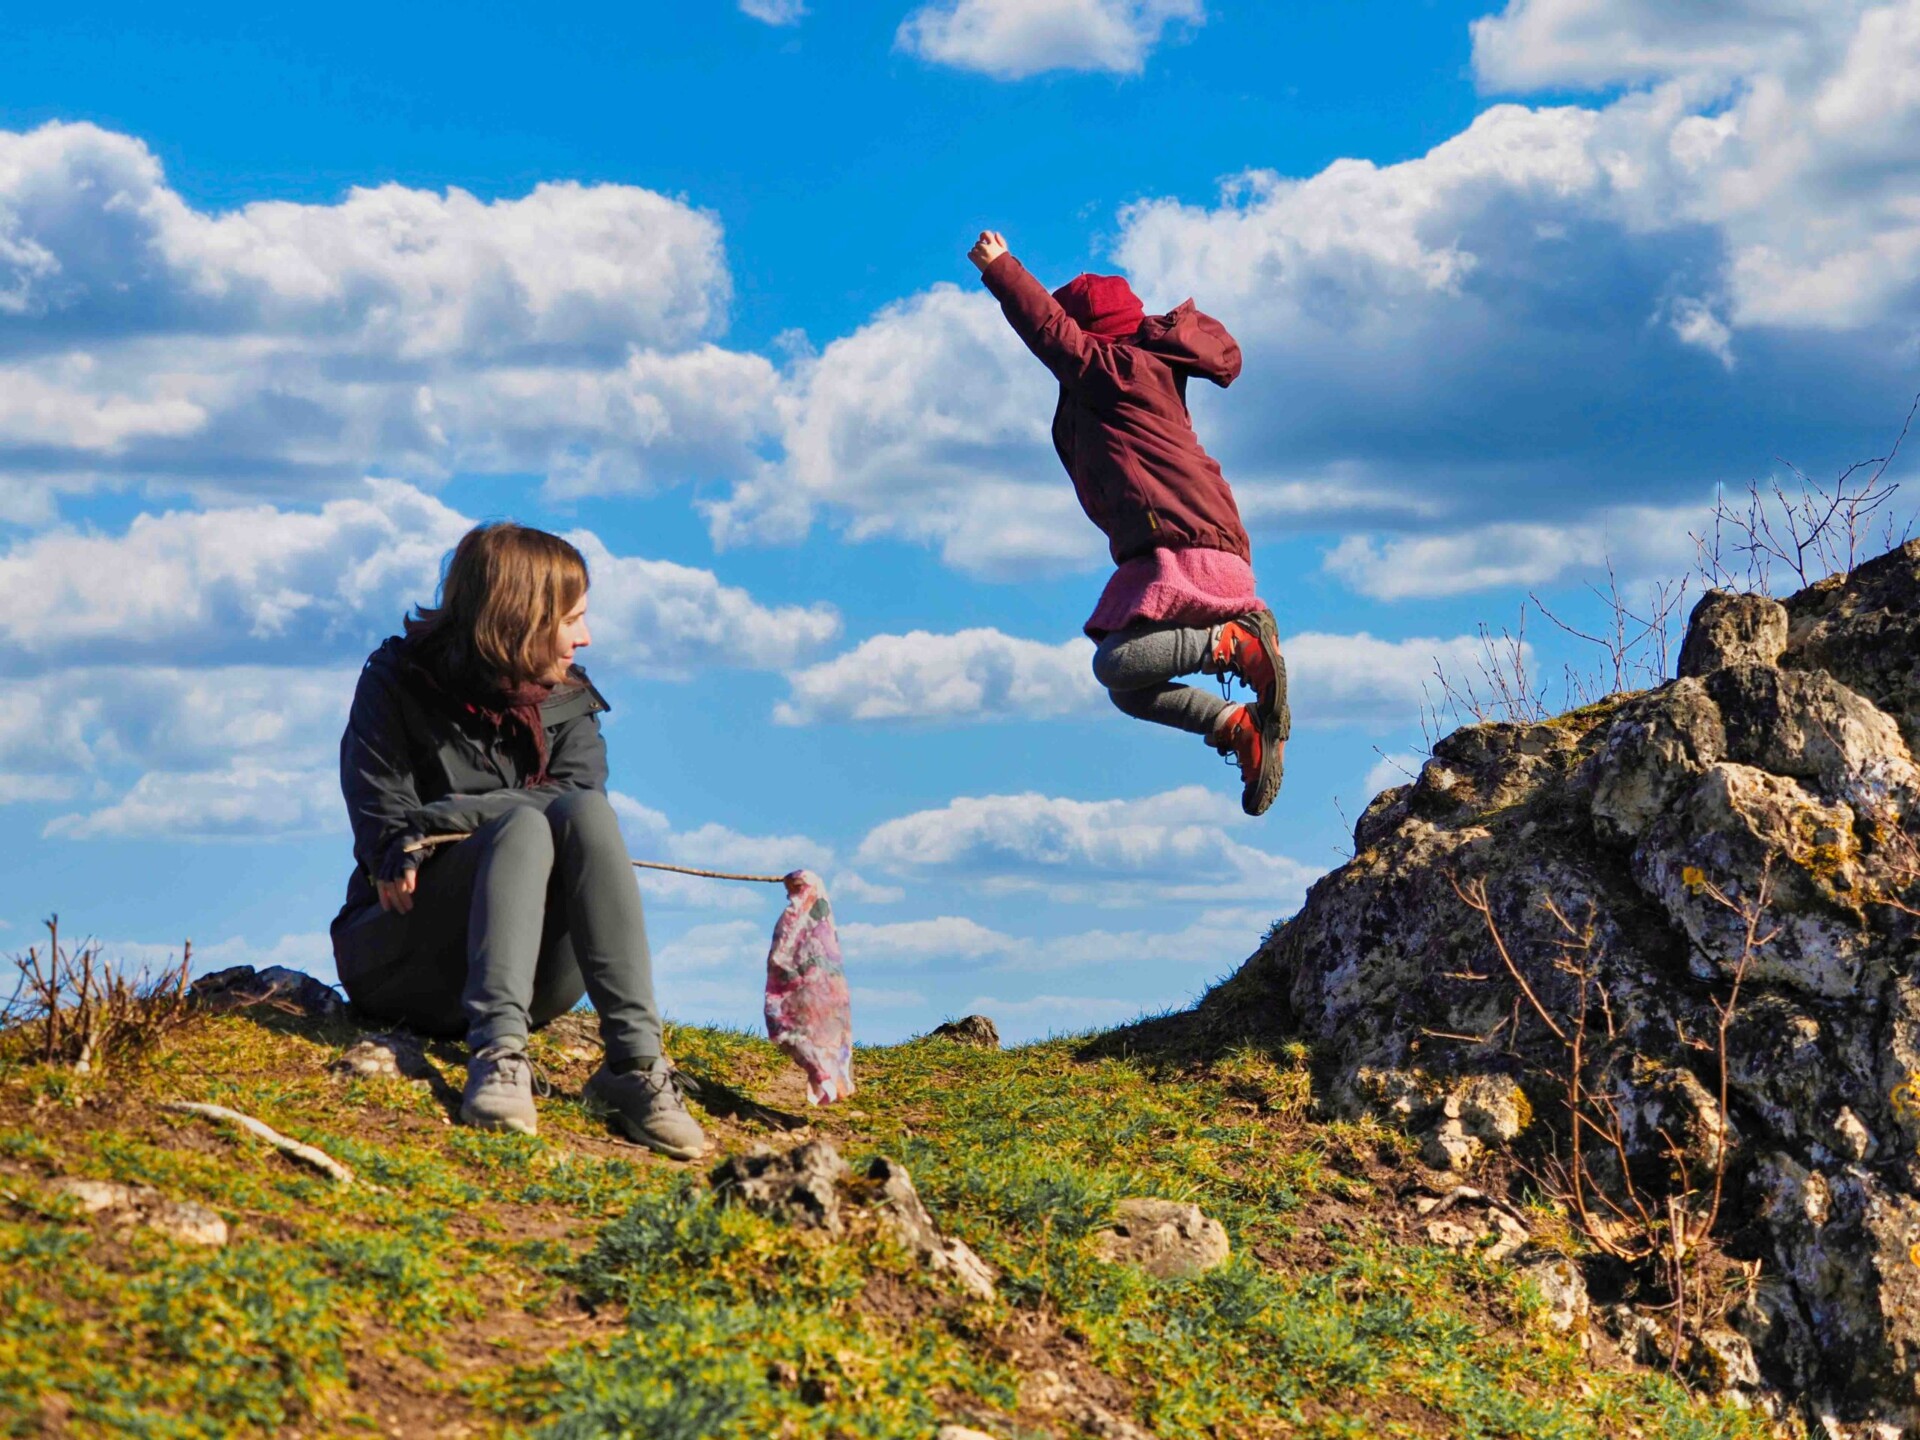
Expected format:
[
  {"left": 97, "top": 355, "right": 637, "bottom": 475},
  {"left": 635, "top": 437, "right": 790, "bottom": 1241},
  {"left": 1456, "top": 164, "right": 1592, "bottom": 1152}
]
[
  {"left": 404, "top": 636, "right": 556, "bottom": 786},
  {"left": 465, "top": 680, "right": 557, "bottom": 786}
]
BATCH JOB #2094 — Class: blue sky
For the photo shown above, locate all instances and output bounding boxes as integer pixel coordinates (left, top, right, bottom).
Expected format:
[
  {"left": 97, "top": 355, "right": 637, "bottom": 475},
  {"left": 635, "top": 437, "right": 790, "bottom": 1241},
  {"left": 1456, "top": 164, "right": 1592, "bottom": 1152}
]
[{"left": 5, "top": 0, "right": 1919, "bottom": 1043}]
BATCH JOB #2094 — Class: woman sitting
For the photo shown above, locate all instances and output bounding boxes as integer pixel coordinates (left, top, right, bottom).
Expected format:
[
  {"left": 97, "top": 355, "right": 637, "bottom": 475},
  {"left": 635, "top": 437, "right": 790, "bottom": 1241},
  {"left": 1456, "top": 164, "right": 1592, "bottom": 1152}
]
[{"left": 329, "top": 521, "right": 708, "bottom": 1159}]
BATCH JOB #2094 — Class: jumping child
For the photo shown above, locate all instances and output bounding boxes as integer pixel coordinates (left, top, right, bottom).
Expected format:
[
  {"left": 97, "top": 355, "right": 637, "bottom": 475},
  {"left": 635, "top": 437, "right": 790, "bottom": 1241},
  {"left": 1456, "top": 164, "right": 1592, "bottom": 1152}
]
[{"left": 969, "top": 230, "right": 1288, "bottom": 815}]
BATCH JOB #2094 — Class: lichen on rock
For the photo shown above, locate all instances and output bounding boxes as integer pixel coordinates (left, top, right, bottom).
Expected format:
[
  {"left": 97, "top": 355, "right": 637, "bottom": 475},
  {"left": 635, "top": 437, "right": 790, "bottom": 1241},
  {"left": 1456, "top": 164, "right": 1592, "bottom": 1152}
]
[{"left": 1203, "top": 542, "right": 1920, "bottom": 1432}]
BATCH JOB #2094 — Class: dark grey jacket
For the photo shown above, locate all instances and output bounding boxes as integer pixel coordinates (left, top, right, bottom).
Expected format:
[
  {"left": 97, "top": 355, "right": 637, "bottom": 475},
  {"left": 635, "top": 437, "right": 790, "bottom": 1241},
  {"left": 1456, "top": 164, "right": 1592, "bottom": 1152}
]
[{"left": 334, "top": 636, "right": 611, "bottom": 921}]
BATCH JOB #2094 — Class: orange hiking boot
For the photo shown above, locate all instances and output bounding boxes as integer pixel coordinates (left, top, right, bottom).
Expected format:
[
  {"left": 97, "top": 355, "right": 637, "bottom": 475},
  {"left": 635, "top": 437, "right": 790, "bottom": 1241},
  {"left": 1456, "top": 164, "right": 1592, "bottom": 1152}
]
[
  {"left": 1208, "top": 703, "right": 1285, "bottom": 817},
  {"left": 1207, "top": 610, "right": 1285, "bottom": 719}
]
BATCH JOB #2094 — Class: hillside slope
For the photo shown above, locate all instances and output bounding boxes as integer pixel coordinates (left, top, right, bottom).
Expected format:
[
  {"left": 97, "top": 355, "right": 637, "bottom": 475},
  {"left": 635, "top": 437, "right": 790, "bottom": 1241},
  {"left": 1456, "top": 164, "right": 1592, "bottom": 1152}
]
[{"left": 0, "top": 999, "right": 1770, "bottom": 1439}]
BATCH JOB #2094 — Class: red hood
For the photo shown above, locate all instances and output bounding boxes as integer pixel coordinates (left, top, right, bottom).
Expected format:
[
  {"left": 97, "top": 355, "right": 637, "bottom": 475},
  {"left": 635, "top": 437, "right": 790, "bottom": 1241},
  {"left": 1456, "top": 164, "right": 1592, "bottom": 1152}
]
[{"left": 1132, "top": 301, "right": 1242, "bottom": 387}]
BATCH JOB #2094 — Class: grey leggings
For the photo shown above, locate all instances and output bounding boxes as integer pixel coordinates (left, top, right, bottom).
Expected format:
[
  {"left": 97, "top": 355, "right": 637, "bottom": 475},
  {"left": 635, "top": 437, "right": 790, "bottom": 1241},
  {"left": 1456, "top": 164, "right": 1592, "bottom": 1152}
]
[
  {"left": 331, "top": 789, "right": 662, "bottom": 1064},
  {"left": 1092, "top": 622, "right": 1230, "bottom": 735}
]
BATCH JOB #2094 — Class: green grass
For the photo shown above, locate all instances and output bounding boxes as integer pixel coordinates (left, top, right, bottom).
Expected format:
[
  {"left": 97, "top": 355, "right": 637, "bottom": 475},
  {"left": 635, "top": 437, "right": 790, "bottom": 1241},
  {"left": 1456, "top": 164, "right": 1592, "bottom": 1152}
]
[{"left": 0, "top": 1014, "right": 1778, "bottom": 1439}]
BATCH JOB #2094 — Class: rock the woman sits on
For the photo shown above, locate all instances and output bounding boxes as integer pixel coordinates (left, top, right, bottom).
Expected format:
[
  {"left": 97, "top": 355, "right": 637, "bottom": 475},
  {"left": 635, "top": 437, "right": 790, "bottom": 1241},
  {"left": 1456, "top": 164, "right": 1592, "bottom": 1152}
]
[{"left": 329, "top": 521, "right": 709, "bottom": 1158}]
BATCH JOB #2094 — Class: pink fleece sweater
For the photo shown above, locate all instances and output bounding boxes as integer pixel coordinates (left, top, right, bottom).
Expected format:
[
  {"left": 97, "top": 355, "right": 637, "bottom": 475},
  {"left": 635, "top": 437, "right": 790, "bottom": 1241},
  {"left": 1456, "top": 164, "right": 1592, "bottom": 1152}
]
[{"left": 1084, "top": 545, "right": 1264, "bottom": 639}]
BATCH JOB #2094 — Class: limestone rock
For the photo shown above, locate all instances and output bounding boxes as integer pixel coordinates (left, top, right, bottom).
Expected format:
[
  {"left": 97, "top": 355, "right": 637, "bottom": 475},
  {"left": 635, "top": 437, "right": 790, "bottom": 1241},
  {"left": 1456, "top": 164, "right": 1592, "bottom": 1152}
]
[
  {"left": 192, "top": 965, "right": 343, "bottom": 1021},
  {"left": 710, "top": 1141, "right": 848, "bottom": 1233},
  {"left": 866, "top": 1157, "right": 996, "bottom": 1300},
  {"left": 331, "top": 1032, "right": 432, "bottom": 1080},
  {"left": 1201, "top": 552, "right": 1920, "bottom": 1427},
  {"left": 935, "top": 1429, "right": 1001, "bottom": 1440},
  {"left": 927, "top": 1015, "right": 1001, "bottom": 1048},
  {"left": 1022, "top": 1369, "right": 1159, "bottom": 1440},
  {"left": 1090, "top": 1198, "right": 1230, "bottom": 1278},
  {"left": 1515, "top": 1250, "right": 1589, "bottom": 1338},
  {"left": 1413, "top": 1187, "right": 1529, "bottom": 1262},
  {"left": 1677, "top": 589, "right": 1789, "bottom": 678},
  {"left": 50, "top": 1178, "right": 227, "bottom": 1246}
]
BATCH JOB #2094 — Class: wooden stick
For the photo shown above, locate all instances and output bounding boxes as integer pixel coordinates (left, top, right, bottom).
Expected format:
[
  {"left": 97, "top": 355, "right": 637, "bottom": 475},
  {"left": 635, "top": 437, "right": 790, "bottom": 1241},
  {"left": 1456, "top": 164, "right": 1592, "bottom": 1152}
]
[
  {"left": 163, "top": 1101, "right": 358, "bottom": 1187},
  {"left": 403, "top": 833, "right": 786, "bottom": 885}
]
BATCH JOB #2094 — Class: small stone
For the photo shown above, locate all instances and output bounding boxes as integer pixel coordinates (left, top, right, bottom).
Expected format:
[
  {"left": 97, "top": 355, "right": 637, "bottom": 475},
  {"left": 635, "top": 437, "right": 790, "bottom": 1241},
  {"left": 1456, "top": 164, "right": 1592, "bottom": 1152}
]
[
  {"left": 1830, "top": 1106, "right": 1875, "bottom": 1162},
  {"left": 1676, "top": 590, "right": 1789, "bottom": 678},
  {"left": 51, "top": 1178, "right": 135, "bottom": 1215},
  {"left": 1420, "top": 1119, "right": 1481, "bottom": 1172},
  {"left": 866, "top": 1156, "right": 996, "bottom": 1300},
  {"left": 1091, "top": 1198, "right": 1230, "bottom": 1278},
  {"left": 145, "top": 1199, "right": 228, "bottom": 1247},
  {"left": 935, "top": 1428, "right": 1001, "bottom": 1440},
  {"left": 710, "top": 1141, "right": 850, "bottom": 1233},
  {"left": 1515, "top": 1251, "right": 1589, "bottom": 1338},
  {"left": 49, "top": 1178, "right": 226, "bottom": 1246},
  {"left": 927, "top": 1015, "right": 1000, "bottom": 1049},
  {"left": 1689, "top": 1327, "right": 1762, "bottom": 1395},
  {"left": 1416, "top": 1187, "right": 1530, "bottom": 1262},
  {"left": 1452, "top": 1074, "right": 1530, "bottom": 1144},
  {"left": 332, "top": 1033, "right": 432, "bottom": 1080}
]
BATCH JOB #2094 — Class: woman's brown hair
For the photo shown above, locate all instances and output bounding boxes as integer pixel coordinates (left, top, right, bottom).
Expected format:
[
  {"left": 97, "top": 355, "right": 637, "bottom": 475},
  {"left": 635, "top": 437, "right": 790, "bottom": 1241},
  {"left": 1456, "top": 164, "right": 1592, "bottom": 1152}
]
[{"left": 405, "top": 523, "right": 589, "bottom": 690}]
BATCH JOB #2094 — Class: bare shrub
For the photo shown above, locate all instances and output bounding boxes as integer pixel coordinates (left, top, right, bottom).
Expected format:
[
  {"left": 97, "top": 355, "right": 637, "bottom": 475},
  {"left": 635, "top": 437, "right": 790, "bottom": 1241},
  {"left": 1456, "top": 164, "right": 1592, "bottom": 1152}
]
[
  {"left": 1422, "top": 610, "right": 1549, "bottom": 744},
  {"left": 1451, "top": 866, "right": 1773, "bottom": 1364},
  {"left": 2, "top": 916, "right": 197, "bottom": 1073},
  {"left": 1692, "top": 392, "right": 1920, "bottom": 595}
]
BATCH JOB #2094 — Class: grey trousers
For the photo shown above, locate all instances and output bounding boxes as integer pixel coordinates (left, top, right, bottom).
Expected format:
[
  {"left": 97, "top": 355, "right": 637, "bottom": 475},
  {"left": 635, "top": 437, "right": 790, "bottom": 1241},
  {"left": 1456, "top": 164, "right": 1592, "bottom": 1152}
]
[
  {"left": 332, "top": 789, "right": 663, "bottom": 1064},
  {"left": 1091, "top": 622, "right": 1229, "bottom": 736}
]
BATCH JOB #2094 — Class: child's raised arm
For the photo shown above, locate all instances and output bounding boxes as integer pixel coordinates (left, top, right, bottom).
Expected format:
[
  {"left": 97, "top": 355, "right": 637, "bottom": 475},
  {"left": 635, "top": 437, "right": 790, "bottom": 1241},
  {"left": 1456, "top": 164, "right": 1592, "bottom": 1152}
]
[{"left": 968, "top": 230, "right": 1113, "bottom": 392}]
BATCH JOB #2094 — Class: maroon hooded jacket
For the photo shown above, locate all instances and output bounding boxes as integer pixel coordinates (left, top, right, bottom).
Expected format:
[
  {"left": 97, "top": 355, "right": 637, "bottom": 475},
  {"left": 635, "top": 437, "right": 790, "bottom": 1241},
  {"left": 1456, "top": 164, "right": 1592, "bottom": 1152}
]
[{"left": 980, "top": 252, "right": 1251, "bottom": 567}]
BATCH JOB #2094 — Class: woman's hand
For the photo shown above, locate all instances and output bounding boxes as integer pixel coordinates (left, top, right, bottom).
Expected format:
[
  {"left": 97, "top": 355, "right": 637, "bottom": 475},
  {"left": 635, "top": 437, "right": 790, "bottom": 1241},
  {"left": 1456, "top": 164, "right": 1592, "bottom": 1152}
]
[
  {"left": 377, "top": 867, "right": 418, "bottom": 915},
  {"left": 968, "top": 230, "right": 1009, "bottom": 272}
]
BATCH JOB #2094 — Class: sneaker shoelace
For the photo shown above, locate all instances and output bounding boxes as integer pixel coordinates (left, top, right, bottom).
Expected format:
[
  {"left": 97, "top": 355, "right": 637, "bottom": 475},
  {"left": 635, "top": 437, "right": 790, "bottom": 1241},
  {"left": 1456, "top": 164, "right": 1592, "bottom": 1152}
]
[{"left": 483, "top": 1050, "right": 551, "bottom": 1098}]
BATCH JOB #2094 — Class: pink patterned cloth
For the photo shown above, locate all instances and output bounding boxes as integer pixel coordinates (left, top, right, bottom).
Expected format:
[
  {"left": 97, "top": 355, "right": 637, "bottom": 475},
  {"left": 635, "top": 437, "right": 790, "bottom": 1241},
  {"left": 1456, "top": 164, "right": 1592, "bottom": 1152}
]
[
  {"left": 1084, "top": 545, "right": 1264, "bottom": 639},
  {"left": 764, "top": 870, "right": 855, "bottom": 1106}
]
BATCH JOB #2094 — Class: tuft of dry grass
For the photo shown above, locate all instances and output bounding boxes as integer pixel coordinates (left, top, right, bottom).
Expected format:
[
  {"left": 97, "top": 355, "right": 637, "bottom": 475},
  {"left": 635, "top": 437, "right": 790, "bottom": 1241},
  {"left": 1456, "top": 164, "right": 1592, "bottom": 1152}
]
[{"left": 2, "top": 916, "right": 199, "bottom": 1075}]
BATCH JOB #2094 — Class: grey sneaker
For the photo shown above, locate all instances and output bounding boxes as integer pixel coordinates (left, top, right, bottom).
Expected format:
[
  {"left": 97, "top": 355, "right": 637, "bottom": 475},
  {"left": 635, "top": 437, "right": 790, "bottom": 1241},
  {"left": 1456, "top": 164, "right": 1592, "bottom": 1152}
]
[
  {"left": 584, "top": 1058, "right": 711, "bottom": 1160},
  {"left": 460, "top": 1042, "right": 539, "bottom": 1135}
]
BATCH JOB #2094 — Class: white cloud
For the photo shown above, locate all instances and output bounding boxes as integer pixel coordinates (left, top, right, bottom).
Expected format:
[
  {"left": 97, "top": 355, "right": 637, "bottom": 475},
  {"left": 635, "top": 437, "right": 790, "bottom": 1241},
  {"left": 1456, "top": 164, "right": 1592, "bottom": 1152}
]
[
  {"left": 776, "top": 628, "right": 1098, "bottom": 724},
  {"left": 0, "top": 480, "right": 839, "bottom": 674},
  {"left": 1363, "top": 751, "right": 1424, "bottom": 801},
  {"left": 854, "top": 785, "right": 1319, "bottom": 905},
  {"left": 840, "top": 915, "right": 1013, "bottom": 963},
  {"left": 708, "top": 284, "right": 1098, "bottom": 578},
  {"left": 954, "top": 991, "right": 1158, "bottom": 1036},
  {"left": 1470, "top": 0, "right": 1847, "bottom": 93},
  {"left": 897, "top": 0, "right": 1204, "bottom": 78},
  {"left": 572, "top": 531, "right": 841, "bottom": 677},
  {"left": 775, "top": 622, "right": 1488, "bottom": 732},
  {"left": 45, "top": 762, "right": 340, "bottom": 840},
  {"left": 740, "top": 0, "right": 807, "bottom": 23},
  {"left": 609, "top": 791, "right": 835, "bottom": 911},
  {"left": 0, "top": 121, "right": 775, "bottom": 502},
  {"left": 1322, "top": 505, "right": 1701, "bottom": 600}
]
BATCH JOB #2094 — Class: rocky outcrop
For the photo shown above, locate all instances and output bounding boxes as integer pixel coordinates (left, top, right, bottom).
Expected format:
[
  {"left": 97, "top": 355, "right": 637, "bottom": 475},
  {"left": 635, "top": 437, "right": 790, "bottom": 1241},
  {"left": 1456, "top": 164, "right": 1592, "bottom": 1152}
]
[{"left": 1211, "top": 542, "right": 1920, "bottom": 1432}]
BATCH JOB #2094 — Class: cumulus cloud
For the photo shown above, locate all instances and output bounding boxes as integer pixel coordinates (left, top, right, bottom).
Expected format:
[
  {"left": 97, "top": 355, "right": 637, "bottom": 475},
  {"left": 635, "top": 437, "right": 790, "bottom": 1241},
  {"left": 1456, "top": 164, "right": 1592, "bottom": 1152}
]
[
  {"left": 776, "top": 629, "right": 1098, "bottom": 724},
  {"left": 1470, "top": 0, "right": 1847, "bottom": 93},
  {"left": 843, "top": 905, "right": 1272, "bottom": 971},
  {"left": 775, "top": 623, "right": 1488, "bottom": 732},
  {"left": 0, "top": 121, "right": 776, "bottom": 502},
  {"left": 609, "top": 791, "right": 835, "bottom": 910},
  {"left": 45, "top": 762, "right": 340, "bottom": 840},
  {"left": 0, "top": 480, "right": 839, "bottom": 675},
  {"left": 708, "top": 284, "right": 1098, "bottom": 577},
  {"left": 854, "top": 785, "right": 1319, "bottom": 905},
  {"left": 1322, "top": 504, "right": 1703, "bottom": 600},
  {"left": 897, "top": 0, "right": 1204, "bottom": 78}
]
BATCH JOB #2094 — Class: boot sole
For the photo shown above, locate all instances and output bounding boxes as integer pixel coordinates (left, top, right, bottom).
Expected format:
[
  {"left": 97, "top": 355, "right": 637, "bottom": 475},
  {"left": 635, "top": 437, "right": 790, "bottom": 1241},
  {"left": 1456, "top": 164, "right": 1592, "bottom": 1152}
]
[
  {"left": 458, "top": 1103, "right": 537, "bottom": 1136},
  {"left": 1240, "top": 610, "right": 1287, "bottom": 817},
  {"left": 603, "top": 1110, "right": 711, "bottom": 1162},
  {"left": 582, "top": 1084, "right": 711, "bottom": 1161}
]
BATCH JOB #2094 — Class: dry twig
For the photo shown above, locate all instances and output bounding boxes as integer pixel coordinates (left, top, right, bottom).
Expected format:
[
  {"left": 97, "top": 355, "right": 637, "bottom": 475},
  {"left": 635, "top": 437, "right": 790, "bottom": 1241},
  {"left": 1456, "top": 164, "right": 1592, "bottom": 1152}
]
[{"left": 162, "top": 1101, "right": 359, "bottom": 1187}]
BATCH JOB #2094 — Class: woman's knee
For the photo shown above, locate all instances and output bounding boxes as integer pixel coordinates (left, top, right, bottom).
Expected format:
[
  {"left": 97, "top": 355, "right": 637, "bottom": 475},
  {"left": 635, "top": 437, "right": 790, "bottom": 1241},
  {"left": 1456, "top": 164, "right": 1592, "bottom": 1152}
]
[
  {"left": 546, "top": 789, "right": 624, "bottom": 848},
  {"left": 485, "top": 803, "right": 556, "bottom": 861}
]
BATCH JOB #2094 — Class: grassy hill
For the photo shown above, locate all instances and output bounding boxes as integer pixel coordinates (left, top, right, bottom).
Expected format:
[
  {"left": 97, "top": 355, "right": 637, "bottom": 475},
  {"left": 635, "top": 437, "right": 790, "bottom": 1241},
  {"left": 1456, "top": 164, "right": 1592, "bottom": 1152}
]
[{"left": 0, "top": 1001, "right": 1775, "bottom": 1439}]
